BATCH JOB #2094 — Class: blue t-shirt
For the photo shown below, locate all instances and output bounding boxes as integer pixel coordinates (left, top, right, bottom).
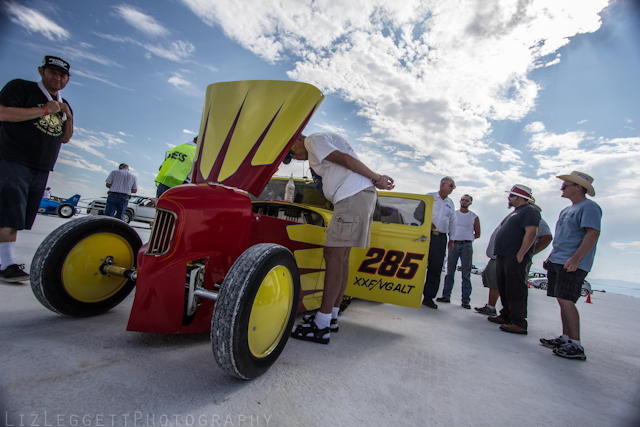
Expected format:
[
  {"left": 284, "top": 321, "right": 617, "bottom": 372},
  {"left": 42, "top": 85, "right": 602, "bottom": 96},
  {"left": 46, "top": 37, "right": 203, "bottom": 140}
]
[{"left": 549, "top": 199, "right": 602, "bottom": 272}]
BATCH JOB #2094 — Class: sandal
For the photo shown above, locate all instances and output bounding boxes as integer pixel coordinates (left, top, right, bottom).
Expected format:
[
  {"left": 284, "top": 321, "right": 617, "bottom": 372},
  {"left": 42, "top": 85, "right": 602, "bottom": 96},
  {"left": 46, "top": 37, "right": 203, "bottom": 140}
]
[
  {"left": 302, "top": 314, "right": 339, "bottom": 332},
  {"left": 291, "top": 319, "right": 330, "bottom": 344}
]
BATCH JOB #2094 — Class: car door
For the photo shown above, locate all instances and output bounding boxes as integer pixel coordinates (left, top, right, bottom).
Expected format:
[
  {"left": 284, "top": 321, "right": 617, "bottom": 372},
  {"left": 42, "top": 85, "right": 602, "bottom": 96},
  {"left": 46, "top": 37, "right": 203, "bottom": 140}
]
[
  {"left": 134, "top": 199, "right": 156, "bottom": 222},
  {"left": 345, "top": 192, "right": 433, "bottom": 308}
]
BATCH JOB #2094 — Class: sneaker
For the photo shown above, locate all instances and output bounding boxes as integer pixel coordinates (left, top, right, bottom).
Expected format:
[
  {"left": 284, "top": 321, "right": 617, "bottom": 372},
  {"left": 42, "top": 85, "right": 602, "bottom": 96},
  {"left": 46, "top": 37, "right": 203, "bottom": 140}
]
[
  {"left": 540, "top": 336, "right": 566, "bottom": 349},
  {"left": 461, "top": 302, "right": 471, "bottom": 309},
  {"left": 436, "top": 296, "right": 451, "bottom": 303},
  {"left": 0, "top": 264, "right": 29, "bottom": 283},
  {"left": 553, "top": 341, "right": 587, "bottom": 360},
  {"left": 475, "top": 305, "right": 497, "bottom": 316}
]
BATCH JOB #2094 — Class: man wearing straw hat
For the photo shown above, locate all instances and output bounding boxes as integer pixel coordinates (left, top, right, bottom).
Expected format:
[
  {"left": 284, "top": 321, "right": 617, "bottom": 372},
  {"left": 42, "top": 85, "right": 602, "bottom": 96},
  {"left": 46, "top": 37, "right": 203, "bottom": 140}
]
[
  {"left": 489, "top": 184, "right": 540, "bottom": 335},
  {"left": 540, "top": 172, "right": 601, "bottom": 361}
]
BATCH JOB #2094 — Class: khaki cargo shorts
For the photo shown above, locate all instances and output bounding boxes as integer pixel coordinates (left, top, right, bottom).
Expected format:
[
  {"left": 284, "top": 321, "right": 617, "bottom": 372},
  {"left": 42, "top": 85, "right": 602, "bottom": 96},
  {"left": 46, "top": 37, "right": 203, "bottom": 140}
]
[{"left": 325, "top": 187, "right": 377, "bottom": 249}]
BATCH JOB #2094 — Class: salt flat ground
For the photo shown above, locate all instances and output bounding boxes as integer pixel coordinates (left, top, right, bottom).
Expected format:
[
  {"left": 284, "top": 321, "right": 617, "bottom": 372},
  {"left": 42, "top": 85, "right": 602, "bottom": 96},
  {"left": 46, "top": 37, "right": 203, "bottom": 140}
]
[{"left": 1, "top": 215, "right": 639, "bottom": 427}]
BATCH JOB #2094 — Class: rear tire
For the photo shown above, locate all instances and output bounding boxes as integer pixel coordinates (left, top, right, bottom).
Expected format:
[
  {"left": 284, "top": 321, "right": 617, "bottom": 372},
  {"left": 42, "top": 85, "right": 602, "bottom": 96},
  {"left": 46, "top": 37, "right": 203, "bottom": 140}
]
[
  {"left": 211, "top": 244, "right": 300, "bottom": 380},
  {"left": 30, "top": 216, "right": 142, "bottom": 317},
  {"left": 56, "top": 203, "right": 75, "bottom": 218},
  {"left": 122, "top": 210, "right": 133, "bottom": 223},
  {"left": 580, "top": 288, "right": 589, "bottom": 297}
]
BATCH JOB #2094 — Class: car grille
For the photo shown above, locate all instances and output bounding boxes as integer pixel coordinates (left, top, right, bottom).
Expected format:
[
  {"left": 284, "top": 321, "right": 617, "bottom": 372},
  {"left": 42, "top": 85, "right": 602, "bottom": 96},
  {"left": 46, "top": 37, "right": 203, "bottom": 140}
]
[{"left": 145, "top": 208, "right": 177, "bottom": 256}]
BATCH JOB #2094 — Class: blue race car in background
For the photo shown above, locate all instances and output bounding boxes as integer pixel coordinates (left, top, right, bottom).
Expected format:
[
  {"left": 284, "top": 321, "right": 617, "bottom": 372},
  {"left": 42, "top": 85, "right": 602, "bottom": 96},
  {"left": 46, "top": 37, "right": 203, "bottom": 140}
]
[{"left": 38, "top": 194, "right": 81, "bottom": 219}]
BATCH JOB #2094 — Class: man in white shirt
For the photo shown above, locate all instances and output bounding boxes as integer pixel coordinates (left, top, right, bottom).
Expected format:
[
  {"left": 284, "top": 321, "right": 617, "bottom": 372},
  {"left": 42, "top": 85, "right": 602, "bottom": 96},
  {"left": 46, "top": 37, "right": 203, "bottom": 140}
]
[
  {"left": 290, "top": 132, "right": 394, "bottom": 344},
  {"left": 104, "top": 163, "right": 138, "bottom": 221},
  {"left": 437, "top": 194, "right": 480, "bottom": 309},
  {"left": 422, "top": 176, "right": 457, "bottom": 309}
]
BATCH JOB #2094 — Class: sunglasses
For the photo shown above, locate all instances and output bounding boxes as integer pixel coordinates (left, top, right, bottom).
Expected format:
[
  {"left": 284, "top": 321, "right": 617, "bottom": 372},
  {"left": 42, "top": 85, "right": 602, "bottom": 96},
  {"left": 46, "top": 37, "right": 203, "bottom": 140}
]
[
  {"left": 508, "top": 194, "right": 517, "bottom": 198},
  {"left": 461, "top": 199, "right": 471, "bottom": 202},
  {"left": 561, "top": 183, "right": 578, "bottom": 190}
]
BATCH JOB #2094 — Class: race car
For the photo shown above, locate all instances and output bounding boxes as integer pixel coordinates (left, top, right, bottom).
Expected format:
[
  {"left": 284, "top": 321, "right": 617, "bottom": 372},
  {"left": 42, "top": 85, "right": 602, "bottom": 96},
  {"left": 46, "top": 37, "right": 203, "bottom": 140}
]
[
  {"left": 37, "top": 194, "right": 80, "bottom": 218},
  {"left": 29, "top": 80, "right": 434, "bottom": 380}
]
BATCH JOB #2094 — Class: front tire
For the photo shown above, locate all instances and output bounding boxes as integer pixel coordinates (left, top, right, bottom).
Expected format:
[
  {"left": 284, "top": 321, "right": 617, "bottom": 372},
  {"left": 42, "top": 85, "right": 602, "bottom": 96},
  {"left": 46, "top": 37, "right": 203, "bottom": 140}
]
[
  {"left": 30, "top": 216, "right": 142, "bottom": 317},
  {"left": 211, "top": 244, "right": 300, "bottom": 380},
  {"left": 122, "top": 210, "right": 133, "bottom": 223},
  {"left": 56, "top": 203, "right": 75, "bottom": 218},
  {"left": 580, "top": 288, "right": 589, "bottom": 297}
]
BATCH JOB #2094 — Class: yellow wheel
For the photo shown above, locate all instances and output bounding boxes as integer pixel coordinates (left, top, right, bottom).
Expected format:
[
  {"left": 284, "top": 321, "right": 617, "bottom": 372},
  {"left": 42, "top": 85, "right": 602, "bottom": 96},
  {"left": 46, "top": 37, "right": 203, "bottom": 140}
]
[
  {"left": 247, "top": 265, "right": 294, "bottom": 358},
  {"left": 31, "top": 216, "right": 142, "bottom": 317},
  {"left": 212, "top": 244, "right": 300, "bottom": 380},
  {"left": 62, "top": 233, "right": 135, "bottom": 303}
]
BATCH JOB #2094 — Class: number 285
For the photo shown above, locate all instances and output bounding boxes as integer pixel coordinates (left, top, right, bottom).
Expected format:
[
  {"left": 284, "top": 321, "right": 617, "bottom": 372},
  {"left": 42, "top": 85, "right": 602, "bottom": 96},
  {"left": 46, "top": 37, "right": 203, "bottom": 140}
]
[{"left": 357, "top": 248, "right": 425, "bottom": 280}]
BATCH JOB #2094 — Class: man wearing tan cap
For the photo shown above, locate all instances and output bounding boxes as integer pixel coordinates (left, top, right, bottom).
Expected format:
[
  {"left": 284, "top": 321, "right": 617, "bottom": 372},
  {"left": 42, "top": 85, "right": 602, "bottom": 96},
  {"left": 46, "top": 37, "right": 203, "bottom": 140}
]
[
  {"left": 540, "top": 172, "right": 601, "bottom": 361},
  {"left": 489, "top": 184, "right": 540, "bottom": 334}
]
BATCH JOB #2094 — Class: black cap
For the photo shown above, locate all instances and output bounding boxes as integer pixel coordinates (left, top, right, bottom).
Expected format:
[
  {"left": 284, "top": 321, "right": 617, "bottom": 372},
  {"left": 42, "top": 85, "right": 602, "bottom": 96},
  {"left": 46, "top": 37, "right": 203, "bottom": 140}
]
[{"left": 41, "top": 56, "right": 71, "bottom": 75}]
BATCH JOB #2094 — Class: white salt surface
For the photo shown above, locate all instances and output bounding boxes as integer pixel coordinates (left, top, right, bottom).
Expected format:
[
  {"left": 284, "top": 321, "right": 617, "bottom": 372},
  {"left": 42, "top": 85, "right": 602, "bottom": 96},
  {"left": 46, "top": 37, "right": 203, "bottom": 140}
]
[{"left": 1, "top": 215, "right": 639, "bottom": 426}]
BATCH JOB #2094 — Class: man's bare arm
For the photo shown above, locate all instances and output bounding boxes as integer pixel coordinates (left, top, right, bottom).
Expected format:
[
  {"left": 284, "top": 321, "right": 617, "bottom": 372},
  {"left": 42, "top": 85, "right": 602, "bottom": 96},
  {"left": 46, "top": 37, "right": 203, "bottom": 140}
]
[
  {"left": 533, "top": 234, "right": 553, "bottom": 255},
  {"left": 0, "top": 100, "right": 62, "bottom": 122},
  {"left": 517, "top": 225, "right": 538, "bottom": 263},
  {"left": 564, "top": 228, "right": 600, "bottom": 272},
  {"left": 474, "top": 217, "right": 481, "bottom": 239},
  {"left": 324, "top": 150, "right": 394, "bottom": 190}
]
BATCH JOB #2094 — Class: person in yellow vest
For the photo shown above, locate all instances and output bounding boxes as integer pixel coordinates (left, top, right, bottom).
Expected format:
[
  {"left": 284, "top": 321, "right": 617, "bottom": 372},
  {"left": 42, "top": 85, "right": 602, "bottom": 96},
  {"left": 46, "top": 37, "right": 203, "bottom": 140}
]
[{"left": 155, "top": 137, "right": 197, "bottom": 198}]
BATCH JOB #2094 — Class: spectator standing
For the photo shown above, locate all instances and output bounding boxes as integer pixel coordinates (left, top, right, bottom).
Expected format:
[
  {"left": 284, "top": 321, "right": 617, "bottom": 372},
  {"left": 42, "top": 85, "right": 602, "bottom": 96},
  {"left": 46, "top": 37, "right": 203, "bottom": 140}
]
[
  {"left": 155, "top": 137, "right": 197, "bottom": 198},
  {"left": 104, "top": 164, "right": 138, "bottom": 221},
  {"left": 43, "top": 187, "right": 52, "bottom": 199},
  {"left": 437, "top": 194, "right": 480, "bottom": 309},
  {"left": 290, "top": 132, "right": 394, "bottom": 344},
  {"left": 422, "top": 176, "right": 457, "bottom": 309},
  {"left": 540, "top": 171, "right": 601, "bottom": 361},
  {"left": 489, "top": 184, "right": 540, "bottom": 334},
  {"left": 475, "top": 198, "right": 552, "bottom": 316},
  {"left": 0, "top": 56, "right": 73, "bottom": 283}
]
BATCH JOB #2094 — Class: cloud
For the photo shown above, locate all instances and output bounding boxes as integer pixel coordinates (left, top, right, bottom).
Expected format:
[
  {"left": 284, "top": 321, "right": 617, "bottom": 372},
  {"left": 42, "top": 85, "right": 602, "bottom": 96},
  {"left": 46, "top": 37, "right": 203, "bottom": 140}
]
[
  {"left": 96, "top": 32, "right": 195, "bottom": 62},
  {"left": 611, "top": 241, "right": 640, "bottom": 254},
  {"left": 182, "top": 129, "right": 197, "bottom": 134},
  {"left": 114, "top": 4, "right": 170, "bottom": 37},
  {"left": 57, "top": 151, "right": 108, "bottom": 174},
  {"left": 71, "top": 69, "right": 133, "bottom": 90},
  {"left": 167, "top": 73, "right": 202, "bottom": 96},
  {"left": 181, "top": 0, "right": 609, "bottom": 189},
  {"left": 3, "top": 2, "right": 69, "bottom": 41},
  {"left": 67, "top": 127, "right": 129, "bottom": 161}
]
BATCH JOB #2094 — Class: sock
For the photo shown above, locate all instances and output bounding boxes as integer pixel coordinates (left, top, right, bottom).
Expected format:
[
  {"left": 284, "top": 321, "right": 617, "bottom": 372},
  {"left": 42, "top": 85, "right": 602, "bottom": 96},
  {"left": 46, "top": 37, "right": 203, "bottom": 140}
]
[
  {"left": 487, "top": 305, "right": 495, "bottom": 309},
  {"left": 314, "top": 311, "right": 331, "bottom": 330},
  {"left": 560, "top": 334, "right": 569, "bottom": 342},
  {"left": 331, "top": 307, "right": 340, "bottom": 320},
  {"left": 0, "top": 242, "right": 16, "bottom": 269},
  {"left": 569, "top": 339, "right": 582, "bottom": 348}
]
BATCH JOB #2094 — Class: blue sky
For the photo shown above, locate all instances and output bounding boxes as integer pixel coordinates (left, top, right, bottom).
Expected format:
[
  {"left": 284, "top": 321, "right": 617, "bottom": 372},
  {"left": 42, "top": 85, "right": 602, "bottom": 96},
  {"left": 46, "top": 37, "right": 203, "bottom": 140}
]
[{"left": 1, "top": 0, "right": 639, "bottom": 288}]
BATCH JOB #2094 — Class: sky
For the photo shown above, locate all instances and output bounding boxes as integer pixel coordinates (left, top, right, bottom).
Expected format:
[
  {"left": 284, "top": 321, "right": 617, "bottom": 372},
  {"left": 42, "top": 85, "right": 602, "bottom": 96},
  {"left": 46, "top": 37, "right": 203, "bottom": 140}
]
[{"left": 1, "top": 0, "right": 639, "bottom": 288}]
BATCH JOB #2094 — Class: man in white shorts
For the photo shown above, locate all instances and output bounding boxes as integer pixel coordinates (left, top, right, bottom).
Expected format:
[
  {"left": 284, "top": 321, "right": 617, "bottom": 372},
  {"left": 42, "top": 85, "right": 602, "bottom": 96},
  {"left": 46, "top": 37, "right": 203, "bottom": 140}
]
[{"left": 290, "top": 132, "right": 394, "bottom": 344}]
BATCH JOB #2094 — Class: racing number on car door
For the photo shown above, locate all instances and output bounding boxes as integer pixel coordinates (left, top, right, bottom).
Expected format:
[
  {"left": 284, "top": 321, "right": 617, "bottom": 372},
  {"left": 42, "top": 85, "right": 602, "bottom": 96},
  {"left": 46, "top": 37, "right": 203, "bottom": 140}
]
[{"left": 345, "top": 193, "right": 434, "bottom": 309}]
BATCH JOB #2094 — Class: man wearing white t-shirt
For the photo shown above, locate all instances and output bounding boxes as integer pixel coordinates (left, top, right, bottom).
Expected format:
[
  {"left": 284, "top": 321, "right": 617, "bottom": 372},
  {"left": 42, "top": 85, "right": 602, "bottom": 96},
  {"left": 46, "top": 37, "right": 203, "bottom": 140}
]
[
  {"left": 290, "top": 132, "right": 394, "bottom": 344},
  {"left": 437, "top": 194, "right": 481, "bottom": 308}
]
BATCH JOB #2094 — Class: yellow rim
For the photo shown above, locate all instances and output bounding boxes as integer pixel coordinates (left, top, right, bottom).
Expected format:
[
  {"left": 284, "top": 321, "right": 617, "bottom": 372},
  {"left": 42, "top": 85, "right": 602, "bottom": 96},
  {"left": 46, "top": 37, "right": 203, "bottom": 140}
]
[
  {"left": 62, "top": 233, "right": 134, "bottom": 303},
  {"left": 248, "top": 265, "right": 294, "bottom": 358}
]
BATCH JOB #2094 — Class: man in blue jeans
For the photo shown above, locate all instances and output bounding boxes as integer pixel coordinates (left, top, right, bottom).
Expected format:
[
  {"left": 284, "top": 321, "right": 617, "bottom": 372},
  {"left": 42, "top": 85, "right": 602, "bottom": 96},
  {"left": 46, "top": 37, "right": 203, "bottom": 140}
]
[
  {"left": 104, "top": 163, "right": 138, "bottom": 220},
  {"left": 437, "top": 194, "right": 481, "bottom": 309}
]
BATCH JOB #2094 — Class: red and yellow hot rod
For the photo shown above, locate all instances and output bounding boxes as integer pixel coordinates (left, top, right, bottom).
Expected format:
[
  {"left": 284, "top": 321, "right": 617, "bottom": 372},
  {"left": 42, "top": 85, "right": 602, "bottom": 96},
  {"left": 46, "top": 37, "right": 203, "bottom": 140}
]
[{"left": 30, "top": 80, "right": 433, "bottom": 379}]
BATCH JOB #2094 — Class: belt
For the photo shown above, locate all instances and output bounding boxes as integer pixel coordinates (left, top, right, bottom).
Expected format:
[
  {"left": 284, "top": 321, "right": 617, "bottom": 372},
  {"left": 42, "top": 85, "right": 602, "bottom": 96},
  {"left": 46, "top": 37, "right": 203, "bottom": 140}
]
[
  {"left": 431, "top": 230, "right": 442, "bottom": 236},
  {"left": 453, "top": 240, "right": 473, "bottom": 244}
]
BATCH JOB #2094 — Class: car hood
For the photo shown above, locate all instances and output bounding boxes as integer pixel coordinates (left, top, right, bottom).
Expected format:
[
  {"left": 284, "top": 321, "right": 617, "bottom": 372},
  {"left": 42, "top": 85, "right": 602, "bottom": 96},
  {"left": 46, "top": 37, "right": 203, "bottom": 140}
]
[{"left": 192, "top": 80, "right": 324, "bottom": 197}]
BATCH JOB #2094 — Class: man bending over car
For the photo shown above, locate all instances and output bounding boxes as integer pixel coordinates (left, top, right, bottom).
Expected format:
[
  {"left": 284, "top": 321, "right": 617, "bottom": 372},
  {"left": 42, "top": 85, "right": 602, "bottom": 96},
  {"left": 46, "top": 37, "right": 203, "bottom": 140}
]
[{"left": 290, "top": 132, "right": 394, "bottom": 344}]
